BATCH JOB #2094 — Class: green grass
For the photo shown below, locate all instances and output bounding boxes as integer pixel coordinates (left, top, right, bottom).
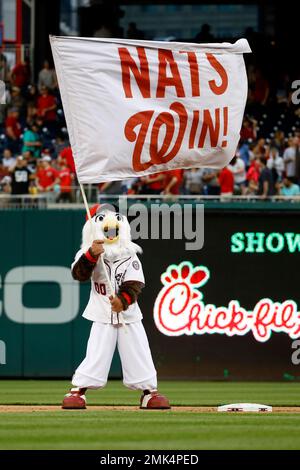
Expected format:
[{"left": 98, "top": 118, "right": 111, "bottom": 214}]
[
  {"left": 0, "top": 380, "right": 300, "bottom": 449},
  {"left": 1, "top": 412, "right": 300, "bottom": 450},
  {"left": 0, "top": 380, "right": 300, "bottom": 406}
]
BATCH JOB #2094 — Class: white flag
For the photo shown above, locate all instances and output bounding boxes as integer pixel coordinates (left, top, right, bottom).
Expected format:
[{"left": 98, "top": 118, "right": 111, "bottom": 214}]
[{"left": 50, "top": 36, "right": 251, "bottom": 183}]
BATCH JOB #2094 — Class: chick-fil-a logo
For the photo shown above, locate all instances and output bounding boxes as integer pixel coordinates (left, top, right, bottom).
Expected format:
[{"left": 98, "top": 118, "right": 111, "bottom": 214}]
[{"left": 153, "top": 262, "right": 300, "bottom": 342}]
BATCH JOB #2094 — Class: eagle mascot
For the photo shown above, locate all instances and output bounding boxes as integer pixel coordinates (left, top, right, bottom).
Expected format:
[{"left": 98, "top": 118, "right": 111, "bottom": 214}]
[{"left": 62, "top": 204, "right": 170, "bottom": 410}]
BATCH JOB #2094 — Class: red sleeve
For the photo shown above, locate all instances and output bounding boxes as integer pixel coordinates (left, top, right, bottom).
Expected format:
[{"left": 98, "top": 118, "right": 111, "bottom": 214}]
[
  {"left": 174, "top": 169, "right": 183, "bottom": 180},
  {"left": 52, "top": 168, "right": 59, "bottom": 178},
  {"left": 5, "top": 117, "right": 13, "bottom": 127}
]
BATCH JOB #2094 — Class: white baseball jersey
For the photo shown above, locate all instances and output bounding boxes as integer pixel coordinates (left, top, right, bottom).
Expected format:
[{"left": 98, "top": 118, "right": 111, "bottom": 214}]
[{"left": 72, "top": 250, "right": 145, "bottom": 324}]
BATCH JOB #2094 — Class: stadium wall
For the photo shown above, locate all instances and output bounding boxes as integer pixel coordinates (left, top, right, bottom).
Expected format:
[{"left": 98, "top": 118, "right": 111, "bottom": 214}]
[{"left": 0, "top": 205, "right": 299, "bottom": 380}]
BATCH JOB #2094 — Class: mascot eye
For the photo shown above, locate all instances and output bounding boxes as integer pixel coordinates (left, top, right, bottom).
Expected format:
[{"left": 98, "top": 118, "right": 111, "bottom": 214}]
[
  {"left": 95, "top": 214, "right": 105, "bottom": 222},
  {"left": 116, "top": 214, "right": 123, "bottom": 221}
]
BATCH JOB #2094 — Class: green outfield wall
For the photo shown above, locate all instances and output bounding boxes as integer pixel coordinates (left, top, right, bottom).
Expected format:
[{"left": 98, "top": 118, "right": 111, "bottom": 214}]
[{"left": 1, "top": 203, "right": 300, "bottom": 380}]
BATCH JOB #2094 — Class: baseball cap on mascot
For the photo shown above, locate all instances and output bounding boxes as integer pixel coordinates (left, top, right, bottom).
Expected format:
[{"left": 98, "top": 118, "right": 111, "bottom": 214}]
[{"left": 85, "top": 204, "right": 100, "bottom": 221}]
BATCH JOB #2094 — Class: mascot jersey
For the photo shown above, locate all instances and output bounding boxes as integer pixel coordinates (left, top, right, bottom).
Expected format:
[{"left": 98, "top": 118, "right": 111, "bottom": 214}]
[{"left": 71, "top": 250, "right": 144, "bottom": 324}]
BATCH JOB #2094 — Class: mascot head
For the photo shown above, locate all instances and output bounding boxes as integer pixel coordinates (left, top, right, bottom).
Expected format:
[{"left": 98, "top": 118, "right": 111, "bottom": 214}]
[{"left": 81, "top": 204, "right": 142, "bottom": 260}]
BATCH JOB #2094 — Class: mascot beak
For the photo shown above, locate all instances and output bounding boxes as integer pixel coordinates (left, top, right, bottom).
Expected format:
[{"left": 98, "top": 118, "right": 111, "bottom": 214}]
[{"left": 102, "top": 216, "right": 120, "bottom": 244}]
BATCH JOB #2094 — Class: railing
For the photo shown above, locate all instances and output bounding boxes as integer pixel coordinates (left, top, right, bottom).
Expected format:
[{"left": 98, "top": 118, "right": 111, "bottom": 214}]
[{"left": 1, "top": 192, "right": 300, "bottom": 210}]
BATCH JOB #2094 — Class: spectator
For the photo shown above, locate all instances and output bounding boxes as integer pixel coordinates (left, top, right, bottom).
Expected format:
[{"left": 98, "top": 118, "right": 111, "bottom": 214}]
[
  {"left": 247, "top": 142, "right": 256, "bottom": 164},
  {"left": 53, "top": 134, "right": 68, "bottom": 158},
  {"left": 184, "top": 168, "right": 204, "bottom": 195},
  {"left": 140, "top": 172, "right": 166, "bottom": 195},
  {"left": 37, "top": 86, "right": 57, "bottom": 130},
  {"left": 22, "top": 123, "right": 42, "bottom": 159},
  {"left": 280, "top": 177, "right": 300, "bottom": 197},
  {"left": 253, "top": 138, "right": 266, "bottom": 158},
  {"left": 238, "top": 142, "right": 251, "bottom": 167},
  {"left": 257, "top": 157, "right": 275, "bottom": 198},
  {"left": 36, "top": 156, "right": 60, "bottom": 198},
  {"left": 228, "top": 155, "right": 247, "bottom": 193},
  {"left": 126, "top": 23, "right": 145, "bottom": 40},
  {"left": 120, "top": 178, "right": 139, "bottom": 195},
  {"left": 283, "top": 137, "right": 300, "bottom": 183},
  {"left": 38, "top": 60, "right": 57, "bottom": 91},
  {"left": 9, "top": 156, "right": 33, "bottom": 195},
  {"left": 56, "top": 158, "right": 73, "bottom": 203},
  {"left": 26, "top": 84, "right": 38, "bottom": 124},
  {"left": 5, "top": 108, "right": 22, "bottom": 154},
  {"left": 244, "top": 179, "right": 258, "bottom": 196},
  {"left": 218, "top": 166, "right": 234, "bottom": 199},
  {"left": 162, "top": 169, "right": 184, "bottom": 195},
  {"left": 240, "top": 116, "right": 257, "bottom": 141},
  {"left": 0, "top": 53, "right": 10, "bottom": 84},
  {"left": 22, "top": 150, "right": 36, "bottom": 173},
  {"left": 246, "top": 159, "right": 260, "bottom": 185},
  {"left": 202, "top": 169, "right": 220, "bottom": 196},
  {"left": 0, "top": 175, "right": 11, "bottom": 194},
  {"left": 9, "top": 86, "right": 25, "bottom": 115},
  {"left": 1, "top": 149, "right": 16, "bottom": 169},
  {"left": 11, "top": 60, "right": 30, "bottom": 89},
  {"left": 267, "top": 146, "right": 284, "bottom": 182},
  {"left": 195, "top": 24, "right": 215, "bottom": 43},
  {"left": 0, "top": 158, "right": 9, "bottom": 183},
  {"left": 59, "top": 145, "right": 76, "bottom": 175},
  {"left": 273, "top": 130, "right": 286, "bottom": 155},
  {"left": 99, "top": 181, "right": 123, "bottom": 195}
]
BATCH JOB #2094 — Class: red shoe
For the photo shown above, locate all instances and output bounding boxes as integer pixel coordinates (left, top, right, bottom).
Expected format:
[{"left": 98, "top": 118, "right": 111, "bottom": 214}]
[
  {"left": 140, "top": 390, "right": 171, "bottom": 410},
  {"left": 62, "top": 388, "right": 87, "bottom": 409}
]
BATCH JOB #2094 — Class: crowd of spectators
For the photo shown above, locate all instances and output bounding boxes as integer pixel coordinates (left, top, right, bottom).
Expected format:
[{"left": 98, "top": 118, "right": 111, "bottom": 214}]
[
  {"left": 0, "top": 56, "right": 76, "bottom": 202},
  {"left": 1, "top": 51, "right": 300, "bottom": 203}
]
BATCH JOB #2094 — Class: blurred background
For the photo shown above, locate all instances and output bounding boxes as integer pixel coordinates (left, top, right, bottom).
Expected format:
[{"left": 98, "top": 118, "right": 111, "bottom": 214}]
[
  {"left": 0, "top": 0, "right": 300, "bottom": 203},
  {"left": 0, "top": 1, "right": 300, "bottom": 382}
]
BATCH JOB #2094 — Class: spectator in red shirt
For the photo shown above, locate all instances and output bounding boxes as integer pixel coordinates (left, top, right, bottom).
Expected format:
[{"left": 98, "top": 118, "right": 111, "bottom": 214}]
[
  {"left": 57, "top": 158, "right": 73, "bottom": 203},
  {"left": 36, "top": 156, "right": 59, "bottom": 195},
  {"left": 11, "top": 61, "right": 30, "bottom": 89},
  {"left": 37, "top": 86, "right": 57, "bottom": 133},
  {"left": 240, "top": 117, "right": 257, "bottom": 141},
  {"left": 162, "top": 169, "right": 184, "bottom": 195},
  {"left": 219, "top": 167, "right": 234, "bottom": 199},
  {"left": 59, "top": 146, "right": 76, "bottom": 175},
  {"left": 246, "top": 159, "right": 260, "bottom": 184},
  {"left": 5, "top": 108, "right": 22, "bottom": 154},
  {"left": 140, "top": 172, "right": 165, "bottom": 194}
]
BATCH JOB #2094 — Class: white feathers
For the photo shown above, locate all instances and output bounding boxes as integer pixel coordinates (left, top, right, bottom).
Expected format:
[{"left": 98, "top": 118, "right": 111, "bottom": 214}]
[{"left": 81, "top": 211, "right": 142, "bottom": 261}]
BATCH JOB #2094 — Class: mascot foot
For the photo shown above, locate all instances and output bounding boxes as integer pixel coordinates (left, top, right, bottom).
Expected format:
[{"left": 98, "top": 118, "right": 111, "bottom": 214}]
[
  {"left": 140, "top": 390, "right": 171, "bottom": 410},
  {"left": 62, "top": 388, "right": 87, "bottom": 409}
]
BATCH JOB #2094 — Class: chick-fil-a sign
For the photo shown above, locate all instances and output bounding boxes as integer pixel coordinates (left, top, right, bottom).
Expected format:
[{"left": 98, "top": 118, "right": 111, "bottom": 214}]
[
  {"left": 51, "top": 37, "right": 251, "bottom": 183},
  {"left": 154, "top": 262, "right": 300, "bottom": 342}
]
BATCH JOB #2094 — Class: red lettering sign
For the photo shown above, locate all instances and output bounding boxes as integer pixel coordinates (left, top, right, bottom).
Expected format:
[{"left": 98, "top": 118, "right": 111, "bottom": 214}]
[{"left": 154, "top": 262, "right": 300, "bottom": 342}]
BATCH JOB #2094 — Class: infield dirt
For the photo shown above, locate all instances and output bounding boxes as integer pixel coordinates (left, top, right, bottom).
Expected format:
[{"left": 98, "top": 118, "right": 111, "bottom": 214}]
[{"left": 1, "top": 405, "right": 300, "bottom": 413}]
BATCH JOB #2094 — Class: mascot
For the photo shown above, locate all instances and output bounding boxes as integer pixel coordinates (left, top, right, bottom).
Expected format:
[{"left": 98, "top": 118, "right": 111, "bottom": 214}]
[{"left": 62, "top": 204, "right": 170, "bottom": 410}]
